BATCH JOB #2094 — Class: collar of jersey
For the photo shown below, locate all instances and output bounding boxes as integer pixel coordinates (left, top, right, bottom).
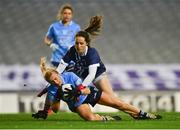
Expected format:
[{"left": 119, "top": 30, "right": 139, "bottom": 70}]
[
  {"left": 59, "top": 20, "right": 73, "bottom": 26},
  {"left": 79, "top": 46, "right": 88, "bottom": 56}
]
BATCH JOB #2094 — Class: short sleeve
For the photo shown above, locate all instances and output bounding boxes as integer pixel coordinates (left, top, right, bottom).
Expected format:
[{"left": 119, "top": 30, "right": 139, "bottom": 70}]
[
  {"left": 62, "top": 47, "right": 73, "bottom": 63},
  {"left": 71, "top": 72, "right": 82, "bottom": 86},
  {"left": 87, "top": 48, "right": 101, "bottom": 65},
  {"left": 46, "top": 24, "right": 54, "bottom": 39},
  {"left": 76, "top": 25, "right": 81, "bottom": 33}
]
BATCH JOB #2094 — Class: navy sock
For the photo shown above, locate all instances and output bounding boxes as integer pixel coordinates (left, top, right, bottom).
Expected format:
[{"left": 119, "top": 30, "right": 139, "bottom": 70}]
[{"left": 139, "top": 110, "right": 148, "bottom": 118}]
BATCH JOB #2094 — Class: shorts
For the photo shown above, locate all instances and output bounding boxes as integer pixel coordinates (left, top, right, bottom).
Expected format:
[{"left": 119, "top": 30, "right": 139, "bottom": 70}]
[
  {"left": 72, "top": 87, "right": 102, "bottom": 112},
  {"left": 93, "top": 72, "right": 107, "bottom": 83},
  {"left": 82, "top": 87, "right": 102, "bottom": 107}
]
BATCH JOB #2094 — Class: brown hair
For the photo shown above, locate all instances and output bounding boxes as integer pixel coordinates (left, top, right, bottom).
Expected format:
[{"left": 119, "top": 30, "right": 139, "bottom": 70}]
[
  {"left": 57, "top": 4, "right": 73, "bottom": 20},
  {"left": 75, "top": 15, "right": 103, "bottom": 46}
]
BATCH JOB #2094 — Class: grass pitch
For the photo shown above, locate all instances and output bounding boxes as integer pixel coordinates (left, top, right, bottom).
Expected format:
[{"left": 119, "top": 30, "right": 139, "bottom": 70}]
[{"left": 0, "top": 112, "right": 180, "bottom": 129}]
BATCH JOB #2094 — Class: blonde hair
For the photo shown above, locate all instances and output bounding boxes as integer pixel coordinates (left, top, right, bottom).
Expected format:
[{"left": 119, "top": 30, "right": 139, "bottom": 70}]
[
  {"left": 44, "top": 68, "right": 58, "bottom": 84},
  {"left": 40, "top": 57, "right": 58, "bottom": 84},
  {"left": 57, "top": 4, "right": 73, "bottom": 20}
]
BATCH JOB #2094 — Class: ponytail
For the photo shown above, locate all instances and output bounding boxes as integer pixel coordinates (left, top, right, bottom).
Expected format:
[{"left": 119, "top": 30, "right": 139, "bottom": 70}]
[{"left": 76, "top": 15, "right": 103, "bottom": 46}]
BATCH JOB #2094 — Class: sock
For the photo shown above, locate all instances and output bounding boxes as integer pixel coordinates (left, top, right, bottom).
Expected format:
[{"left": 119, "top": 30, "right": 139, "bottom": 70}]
[
  {"left": 139, "top": 110, "right": 148, "bottom": 118},
  {"left": 101, "top": 116, "right": 107, "bottom": 121}
]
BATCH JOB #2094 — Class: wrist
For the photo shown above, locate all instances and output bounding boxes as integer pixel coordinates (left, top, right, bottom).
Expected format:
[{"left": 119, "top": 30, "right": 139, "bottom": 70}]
[
  {"left": 76, "top": 84, "right": 86, "bottom": 95},
  {"left": 47, "top": 41, "right": 52, "bottom": 46},
  {"left": 77, "top": 89, "right": 82, "bottom": 95},
  {"left": 77, "top": 84, "right": 86, "bottom": 90}
]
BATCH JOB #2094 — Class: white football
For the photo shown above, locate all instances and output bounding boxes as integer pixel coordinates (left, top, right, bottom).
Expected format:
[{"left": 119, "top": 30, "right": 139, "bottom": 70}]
[{"left": 61, "top": 84, "right": 73, "bottom": 99}]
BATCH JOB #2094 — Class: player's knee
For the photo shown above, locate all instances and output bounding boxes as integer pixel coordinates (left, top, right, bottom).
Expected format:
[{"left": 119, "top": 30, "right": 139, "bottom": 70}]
[
  {"left": 51, "top": 103, "right": 60, "bottom": 113},
  {"left": 52, "top": 107, "right": 58, "bottom": 113}
]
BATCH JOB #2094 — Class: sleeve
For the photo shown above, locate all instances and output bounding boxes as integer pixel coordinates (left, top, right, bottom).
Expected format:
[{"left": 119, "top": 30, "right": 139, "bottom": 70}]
[
  {"left": 76, "top": 25, "right": 81, "bottom": 33},
  {"left": 46, "top": 24, "right": 54, "bottom": 39},
  {"left": 62, "top": 48, "right": 73, "bottom": 63},
  {"left": 71, "top": 73, "right": 82, "bottom": 86},
  {"left": 81, "top": 49, "right": 101, "bottom": 86},
  {"left": 56, "top": 59, "right": 68, "bottom": 73},
  {"left": 87, "top": 48, "right": 101, "bottom": 66},
  {"left": 82, "top": 65, "right": 98, "bottom": 86},
  {"left": 56, "top": 47, "right": 74, "bottom": 73}
]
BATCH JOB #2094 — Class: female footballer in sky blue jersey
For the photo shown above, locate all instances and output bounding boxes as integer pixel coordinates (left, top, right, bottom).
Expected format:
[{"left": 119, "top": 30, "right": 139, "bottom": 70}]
[
  {"left": 57, "top": 16, "right": 114, "bottom": 96},
  {"left": 32, "top": 62, "right": 161, "bottom": 121},
  {"left": 44, "top": 4, "right": 80, "bottom": 67},
  {"left": 37, "top": 4, "right": 80, "bottom": 101}
]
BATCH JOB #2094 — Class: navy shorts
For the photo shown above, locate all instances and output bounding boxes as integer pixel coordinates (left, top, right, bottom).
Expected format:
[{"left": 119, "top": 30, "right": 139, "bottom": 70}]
[
  {"left": 68, "top": 87, "right": 102, "bottom": 112},
  {"left": 82, "top": 87, "right": 102, "bottom": 107}
]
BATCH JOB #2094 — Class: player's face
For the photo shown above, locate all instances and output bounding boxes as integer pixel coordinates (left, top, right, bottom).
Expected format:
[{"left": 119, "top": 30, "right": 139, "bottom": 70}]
[
  {"left": 75, "top": 36, "right": 87, "bottom": 55},
  {"left": 61, "top": 9, "right": 73, "bottom": 23},
  {"left": 50, "top": 72, "right": 62, "bottom": 86}
]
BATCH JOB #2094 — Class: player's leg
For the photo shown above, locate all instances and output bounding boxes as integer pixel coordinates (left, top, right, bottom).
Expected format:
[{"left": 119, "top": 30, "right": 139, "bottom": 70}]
[
  {"left": 51, "top": 100, "right": 60, "bottom": 113},
  {"left": 98, "top": 92, "right": 140, "bottom": 118},
  {"left": 76, "top": 104, "right": 103, "bottom": 121},
  {"left": 94, "top": 73, "right": 114, "bottom": 96},
  {"left": 41, "top": 92, "right": 58, "bottom": 115},
  {"left": 98, "top": 92, "right": 161, "bottom": 119}
]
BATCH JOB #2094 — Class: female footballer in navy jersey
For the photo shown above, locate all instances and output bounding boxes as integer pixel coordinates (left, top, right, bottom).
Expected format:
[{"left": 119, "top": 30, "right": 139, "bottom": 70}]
[{"left": 57, "top": 15, "right": 114, "bottom": 96}]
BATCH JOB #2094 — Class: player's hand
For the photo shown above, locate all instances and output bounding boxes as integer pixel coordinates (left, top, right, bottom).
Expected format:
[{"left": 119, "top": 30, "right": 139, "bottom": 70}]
[
  {"left": 64, "top": 87, "right": 81, "bottom": 100},
  {"left": 64, "top": 84, "right": 86, "bottom": 100},
  {"left": 77, "top": 84, "right": 90, "bottom": 95},
  {"left": 37, "top": 93, "right": 42, "bottom": 97},
  {"left": 50, "top": 43, "right": 59, "bottom": 51},
  {"left": 32, "top": 110, "right": 48, "bottom": 119}
]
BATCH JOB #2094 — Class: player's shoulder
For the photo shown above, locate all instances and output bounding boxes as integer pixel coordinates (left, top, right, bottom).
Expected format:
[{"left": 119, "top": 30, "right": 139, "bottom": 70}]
[
  {"left": 62, "top": 71, "right": 77, "bottom": 77},
  {"left": 63, "top": 72, "right": 80, "bottom": 82},
  {"left": 71, "top": 21, "right": 80, "bottom": 30},
  {"left": 71, "top": 21, "right": 80, "bottom": 27},
  {"left": 88, "top": 47, "right": 98, "bottom": 54},
  {"left": 50, "top": 21, "right": 61, "bottom": 27},
  {"left": 69, "top": 46, "right": 76, "bottom": 52}
]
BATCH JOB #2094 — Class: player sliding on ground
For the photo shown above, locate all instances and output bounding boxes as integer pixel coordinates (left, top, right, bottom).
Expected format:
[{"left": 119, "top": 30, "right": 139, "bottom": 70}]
[{"left": 32, "top": 58, "right": 161, "bottom": 121}]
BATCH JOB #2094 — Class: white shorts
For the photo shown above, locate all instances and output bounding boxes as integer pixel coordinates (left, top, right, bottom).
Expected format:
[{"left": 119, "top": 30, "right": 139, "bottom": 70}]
[{"left": 93, "top": 72, "right": 107, "bottom": 84}]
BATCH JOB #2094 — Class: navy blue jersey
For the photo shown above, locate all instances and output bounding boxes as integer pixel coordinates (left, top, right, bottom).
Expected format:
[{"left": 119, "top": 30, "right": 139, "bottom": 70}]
[{"left": 62, "top": 46, "right": 106, "bottom": 79}]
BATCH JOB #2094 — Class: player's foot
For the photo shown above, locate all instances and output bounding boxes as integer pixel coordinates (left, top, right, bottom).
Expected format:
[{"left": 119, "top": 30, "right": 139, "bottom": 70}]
[
  {"left": 135, "top": 113, "right": 162, "bottom": 120},
  {"left": 112, "top": 115, "right": 122, "bottom": 120},
  {"left": 146, "top": 113, "right": 162, "bottom": 119},
  {"left": 32, "top": 110, "right": 48, "bottom": 119},
  {"left": 102, "top": 115, "right": 121, "bottom": 121}
]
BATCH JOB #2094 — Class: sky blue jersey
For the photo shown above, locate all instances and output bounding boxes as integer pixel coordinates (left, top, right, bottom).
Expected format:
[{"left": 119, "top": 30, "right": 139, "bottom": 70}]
[
  {"left": 46, "top": 21, "right": 80, "bottom": 63},
  {"left": 47, "top": 72, "right": 87, "bottom": 111}
]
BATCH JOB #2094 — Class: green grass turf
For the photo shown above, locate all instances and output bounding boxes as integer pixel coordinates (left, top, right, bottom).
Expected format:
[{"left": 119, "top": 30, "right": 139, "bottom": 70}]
[{"left": 0, "top": 112, "right": 180, "bottom": 129}]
